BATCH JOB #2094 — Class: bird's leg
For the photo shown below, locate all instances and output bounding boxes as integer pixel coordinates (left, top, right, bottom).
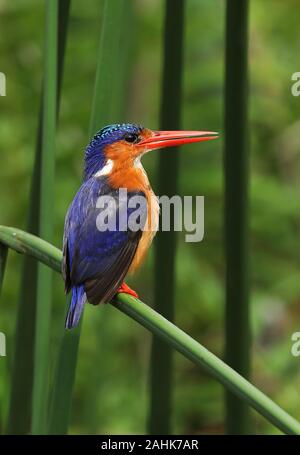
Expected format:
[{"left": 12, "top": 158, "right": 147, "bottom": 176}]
[{"left": 116, "top": 282, "right": 139, "bottom": 299}]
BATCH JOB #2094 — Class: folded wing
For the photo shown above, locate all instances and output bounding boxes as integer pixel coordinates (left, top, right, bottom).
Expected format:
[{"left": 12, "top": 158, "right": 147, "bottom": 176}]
[{"left": 62, "top": 176, "right": 147, "bottom": 305}]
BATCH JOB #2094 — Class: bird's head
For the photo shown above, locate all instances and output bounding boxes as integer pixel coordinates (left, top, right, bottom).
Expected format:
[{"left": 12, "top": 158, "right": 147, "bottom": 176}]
[{"left": 84, "top": 122, "right": 218, "bottom": 180}]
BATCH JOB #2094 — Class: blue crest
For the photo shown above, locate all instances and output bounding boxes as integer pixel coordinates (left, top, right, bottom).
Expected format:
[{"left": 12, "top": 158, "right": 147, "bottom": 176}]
[{"left": 84, "top": 123, "right": 143, "bottom": 180}]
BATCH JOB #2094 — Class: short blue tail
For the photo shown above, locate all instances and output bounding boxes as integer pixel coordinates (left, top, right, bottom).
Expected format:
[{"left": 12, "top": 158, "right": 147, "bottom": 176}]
[{"left": 65, "top": 284, "right": 86, "bottom": 329}]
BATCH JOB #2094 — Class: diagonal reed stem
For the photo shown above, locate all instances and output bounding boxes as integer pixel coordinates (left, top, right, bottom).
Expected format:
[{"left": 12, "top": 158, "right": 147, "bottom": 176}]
[
  {"left": 49, "top": 0, "right": 128, "bottom": 435},
  {"left": 0, "top": 244, "right": 8, "bottom": 294},
  {"left": 31, "top": 0, "right": 58, "bottom": 434},
  {"left": 6, "top": 0, "right": 71, "bottom": 435},
  {"left": 224, "top": 0, "right": 250, "bottom": 434},
  {"left": 149, "top": 0, "right": 185, "bottom": 435},
  {"left": 0, "top": 225, "right": 300, "bottom": 435},
  {"left": 48, "top": 315, "right": 81, "bottom": 434},
  {"left": 89, "top": 0, "right": 127, "bottom": 135}
]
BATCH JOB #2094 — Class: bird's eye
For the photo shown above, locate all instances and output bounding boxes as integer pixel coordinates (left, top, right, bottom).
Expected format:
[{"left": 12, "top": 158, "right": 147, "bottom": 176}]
[{"left": 124, "top": 133, "right": 139, "bottom": 143}]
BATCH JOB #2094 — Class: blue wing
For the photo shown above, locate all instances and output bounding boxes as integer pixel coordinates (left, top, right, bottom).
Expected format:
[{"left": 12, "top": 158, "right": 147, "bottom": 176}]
[{"left": 62, "top": 176, "right": 146, "bottom": 328}]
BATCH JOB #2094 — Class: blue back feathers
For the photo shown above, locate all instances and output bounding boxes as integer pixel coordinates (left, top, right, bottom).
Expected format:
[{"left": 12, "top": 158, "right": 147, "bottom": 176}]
[{"left": 84, "top": 123, "right": 143, "bottom": 180}]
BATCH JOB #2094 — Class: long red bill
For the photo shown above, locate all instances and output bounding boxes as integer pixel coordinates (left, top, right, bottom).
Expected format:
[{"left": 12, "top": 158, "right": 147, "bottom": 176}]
[{"left": 137, "top": 130, "right": 219, "bottom": 150}]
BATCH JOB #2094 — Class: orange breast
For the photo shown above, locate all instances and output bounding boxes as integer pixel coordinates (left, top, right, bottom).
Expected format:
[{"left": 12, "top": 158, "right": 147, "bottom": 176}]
[
  {"left": 128, "top": 189, "right": 159, "bottom": 273},
  {"left": 106, "top": 156, "right": 160, "bottom": 274}
]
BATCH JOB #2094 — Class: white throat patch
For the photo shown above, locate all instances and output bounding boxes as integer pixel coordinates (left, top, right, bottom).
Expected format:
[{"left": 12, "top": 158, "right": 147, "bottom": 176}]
[
  {"left": 134, "top": 156, "right": 142, "bottom": 169},
  {"left": 94, "top": 159, "right": 114, "bottom": 177}
]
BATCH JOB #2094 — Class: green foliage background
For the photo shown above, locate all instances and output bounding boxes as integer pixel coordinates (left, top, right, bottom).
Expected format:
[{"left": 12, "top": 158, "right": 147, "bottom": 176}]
[{"left": 1, "top": 0, "right": 300, "bottom": 434}]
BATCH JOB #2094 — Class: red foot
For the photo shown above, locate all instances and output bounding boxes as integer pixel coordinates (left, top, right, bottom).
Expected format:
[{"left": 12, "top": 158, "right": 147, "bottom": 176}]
[{"left": 116, "top": 282, "right": 139, "bottom": 299}]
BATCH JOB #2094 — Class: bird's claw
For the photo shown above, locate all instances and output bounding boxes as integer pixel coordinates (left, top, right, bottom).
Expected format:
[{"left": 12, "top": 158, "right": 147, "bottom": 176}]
[{"left": 115, "top": 282, "right": 139, "bottom": 301}]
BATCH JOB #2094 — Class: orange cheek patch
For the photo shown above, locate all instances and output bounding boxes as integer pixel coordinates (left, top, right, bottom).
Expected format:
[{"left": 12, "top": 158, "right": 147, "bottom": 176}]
[
  {"left": 103, "top": 130, "right": 154, "bottom": 191},
  {"left": 104, "top": 141, "right": 134, "bottom": 162}
]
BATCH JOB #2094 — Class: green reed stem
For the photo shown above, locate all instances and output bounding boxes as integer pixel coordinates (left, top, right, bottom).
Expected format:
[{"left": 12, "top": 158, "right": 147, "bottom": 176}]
[
  {"left": 6, "top": 0, "right": 70, "bottom": 435},
  {"left": 31, "top": 0, "right": 58, "bottom": 434},
  {"left": 0, "top": 245, "right": 8, "bottom": 294},
  {"left": 149, "top": 0, "right": 185, "bottom": 435},
  {"left": 1, "top": 225, "right": 300, "bottom": 435},
  {"left": 224, "top": 0, "right": 250, "bottom": 434},
  {"left": 49, "top": 0, "right": 128, "bottom": 435}
]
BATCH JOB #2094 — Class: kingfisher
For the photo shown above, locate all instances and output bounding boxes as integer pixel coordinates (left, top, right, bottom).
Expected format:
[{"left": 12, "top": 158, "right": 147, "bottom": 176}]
[{"left": 62, "top": 123, "right": 218, "bottom": 329}]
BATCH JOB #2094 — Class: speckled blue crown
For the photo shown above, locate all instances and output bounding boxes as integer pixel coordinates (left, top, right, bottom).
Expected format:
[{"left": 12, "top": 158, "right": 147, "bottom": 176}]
[
  {"left": 84, "top": 123, "right": 143, "bottom": 180},
  {"left": 86, "top": 123, "right": 143, "bottom": 156}
]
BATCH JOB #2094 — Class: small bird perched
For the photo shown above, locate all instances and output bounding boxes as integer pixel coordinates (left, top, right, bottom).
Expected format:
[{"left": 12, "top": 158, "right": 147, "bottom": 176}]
[{"left": 62, "top": 123, "right": 217, "bottom": 328}]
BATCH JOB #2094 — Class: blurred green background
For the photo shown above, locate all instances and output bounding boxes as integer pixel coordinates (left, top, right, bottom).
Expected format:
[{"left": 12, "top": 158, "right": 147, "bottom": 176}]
[{"left": 1, "top": 0, "right": 300, "bottom": 434}]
